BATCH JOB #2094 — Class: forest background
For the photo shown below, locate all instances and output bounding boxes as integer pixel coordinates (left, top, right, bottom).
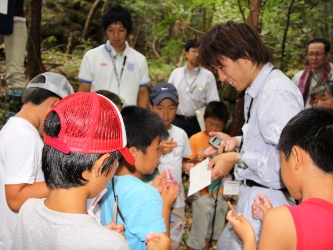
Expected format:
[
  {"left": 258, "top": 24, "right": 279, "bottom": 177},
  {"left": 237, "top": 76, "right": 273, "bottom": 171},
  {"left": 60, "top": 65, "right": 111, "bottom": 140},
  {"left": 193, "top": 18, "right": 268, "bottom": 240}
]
[{"left": 1, "top": 0, "right": 333, "bottom": 127}]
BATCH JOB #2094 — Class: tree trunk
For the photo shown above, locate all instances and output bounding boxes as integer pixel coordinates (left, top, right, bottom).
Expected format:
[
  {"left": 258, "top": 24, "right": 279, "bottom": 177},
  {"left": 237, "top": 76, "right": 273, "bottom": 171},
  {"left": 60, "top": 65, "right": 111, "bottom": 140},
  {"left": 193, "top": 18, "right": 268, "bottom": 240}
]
[
  {"left": 280, "top": 0, "right": 295, "bottom": 72},
  {"left": 26, "top": 0, "right": 45, "bottom": 81},
  {"left": 82, "top": 0, "right": 102, "bottom": 40},
  {"left": 229, "top": 0, "right": 262, "bottom": 137},
  {"left": 247, "top": 0, "right": 262, "bottom": 31}
]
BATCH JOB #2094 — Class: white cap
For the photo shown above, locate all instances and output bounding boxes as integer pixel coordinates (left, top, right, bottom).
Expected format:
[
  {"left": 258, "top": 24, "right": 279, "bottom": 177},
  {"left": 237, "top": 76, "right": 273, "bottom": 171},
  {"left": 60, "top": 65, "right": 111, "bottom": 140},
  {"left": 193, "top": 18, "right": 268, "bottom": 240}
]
[{"left": 26, "top": 72, "right": 74, "bottom": 98}]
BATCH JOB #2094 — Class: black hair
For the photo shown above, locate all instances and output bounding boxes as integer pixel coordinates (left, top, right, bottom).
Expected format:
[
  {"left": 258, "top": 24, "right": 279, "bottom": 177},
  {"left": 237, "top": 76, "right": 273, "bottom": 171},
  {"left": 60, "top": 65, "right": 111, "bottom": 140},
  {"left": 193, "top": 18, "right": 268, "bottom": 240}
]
[
  {"left": 22, "top": 75, "right": 61, "bottom": 104},
  {"left": 121, "top": 106, "right": 168, "bottom": 153},
  {"left": 102, "top": 5, "right": 132, "bottom": 34},
  {"left": 278, "top": 108, "right": 333, "bottom": 174},
  {"left": 199, "top": 21, "right": 274, "bottom": 69},
  {"left": 204, "top": 101, "right": 229, "bottom": 124},
  {"left": 42, "top": 111, "right": 120, "bottom": 189},
  {"left": 184, "top": 39, "right": 200, "bottom": 52},
  {"left": 96, "top": 90, "right": 122, "bottom": 106},
  {"left": 310, "top": 80, "right": 333, "bottom": 100},
  {"left": 308, "top": 38, "right": 331, "bottom": 53}
]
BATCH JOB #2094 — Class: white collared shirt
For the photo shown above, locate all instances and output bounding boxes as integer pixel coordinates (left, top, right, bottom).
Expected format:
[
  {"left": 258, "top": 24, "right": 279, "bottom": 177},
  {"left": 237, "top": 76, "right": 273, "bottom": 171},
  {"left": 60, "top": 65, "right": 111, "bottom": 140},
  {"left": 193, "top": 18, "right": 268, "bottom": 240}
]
[
  {"left": 78, "top": 41, "right": 150, "bottom": 107},
  {"left": 168, "top": 64, "right": 220, "bottom": 116}
]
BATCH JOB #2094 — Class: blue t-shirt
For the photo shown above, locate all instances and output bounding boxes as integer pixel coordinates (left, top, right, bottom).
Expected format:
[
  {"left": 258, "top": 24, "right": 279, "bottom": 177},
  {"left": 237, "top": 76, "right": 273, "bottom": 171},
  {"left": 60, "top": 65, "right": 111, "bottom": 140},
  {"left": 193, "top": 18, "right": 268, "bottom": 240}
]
[{"left": 101, "top": 175, "right": 166, "bottom": 250}]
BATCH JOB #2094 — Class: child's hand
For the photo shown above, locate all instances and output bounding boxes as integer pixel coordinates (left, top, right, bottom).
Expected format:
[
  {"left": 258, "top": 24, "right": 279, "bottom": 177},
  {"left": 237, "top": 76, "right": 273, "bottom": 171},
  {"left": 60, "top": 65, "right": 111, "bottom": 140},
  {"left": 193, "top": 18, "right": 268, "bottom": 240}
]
[
  {"left": 161, "top": 183, "right": 178, "bottom": 208},
  {"left": 104, "top": 221, "right": 125, "bottom": 237},
  {"left": 192, "top": 150, "right": 206, "bottom": 163},
  {"left": 182, "top": 162, "right": 194, "bottom": 175},
  {"left": 145, "top": 232, "right": 171, "bottom": 250},
  {"left": 159, "top": 140, "right": 177, "bottom": 155},
  {"left": 226, "top": 210, "right": 256, "bottom": 245},
  {"left": 152, "top": 170, "right": 170, "bottom": 193},
  {"left": 252, "top": 194, "right": 273, "bottom": 221}
]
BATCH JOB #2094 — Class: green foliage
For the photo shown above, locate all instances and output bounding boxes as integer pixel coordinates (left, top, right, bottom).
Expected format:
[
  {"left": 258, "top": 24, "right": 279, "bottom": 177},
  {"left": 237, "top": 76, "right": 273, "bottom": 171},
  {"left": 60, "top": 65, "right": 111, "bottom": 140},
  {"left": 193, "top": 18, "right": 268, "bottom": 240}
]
[
  {"left": 35, "top": 0, "right": 333, "bottom": 82},
  {"left": 41, "top": 36, "right": 58, "bottom": 50}
]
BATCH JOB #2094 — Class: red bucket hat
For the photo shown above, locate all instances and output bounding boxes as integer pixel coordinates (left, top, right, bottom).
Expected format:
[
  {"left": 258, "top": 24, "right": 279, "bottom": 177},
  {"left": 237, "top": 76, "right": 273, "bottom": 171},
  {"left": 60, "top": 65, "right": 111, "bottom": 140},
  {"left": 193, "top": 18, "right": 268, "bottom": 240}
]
[{"left": 44, "top": 92, "right": 134, "bottom": 165}]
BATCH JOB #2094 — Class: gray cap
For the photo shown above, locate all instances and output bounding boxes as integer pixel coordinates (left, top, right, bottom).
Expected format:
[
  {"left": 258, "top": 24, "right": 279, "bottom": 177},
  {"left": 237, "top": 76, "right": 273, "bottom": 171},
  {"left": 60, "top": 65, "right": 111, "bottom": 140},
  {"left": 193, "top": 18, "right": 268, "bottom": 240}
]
[
  {"left": 150, "top": 82, "right": 179, "bottom": 105},
  {"left": 26, "top": 72, "right": 74, "bottom": 98}
]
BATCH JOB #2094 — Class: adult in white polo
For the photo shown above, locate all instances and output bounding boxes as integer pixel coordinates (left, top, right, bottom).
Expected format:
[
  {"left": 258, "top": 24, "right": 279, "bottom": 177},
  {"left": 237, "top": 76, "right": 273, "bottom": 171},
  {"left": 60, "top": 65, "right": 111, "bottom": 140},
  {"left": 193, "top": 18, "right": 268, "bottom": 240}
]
[
  {"left": 168, "top": 39, "right": 220, "bottom": 138},
  {"left": 77, "top": 5, "right": 150, "bottom": 108}
]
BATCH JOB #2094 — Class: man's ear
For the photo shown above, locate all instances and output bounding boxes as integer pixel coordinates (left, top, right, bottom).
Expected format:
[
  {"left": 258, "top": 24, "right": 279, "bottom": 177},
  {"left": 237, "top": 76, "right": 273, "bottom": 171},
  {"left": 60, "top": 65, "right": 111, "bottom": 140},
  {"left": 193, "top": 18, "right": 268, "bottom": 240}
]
[
  {"left": 92, "top": 153, "right": 110, "bottom": 178},
  {"left": 326, "top": 51, "right": 331, "bottom": 61},
  {"left": 291, "top": 146, "right": 302, "bottom": 170}
]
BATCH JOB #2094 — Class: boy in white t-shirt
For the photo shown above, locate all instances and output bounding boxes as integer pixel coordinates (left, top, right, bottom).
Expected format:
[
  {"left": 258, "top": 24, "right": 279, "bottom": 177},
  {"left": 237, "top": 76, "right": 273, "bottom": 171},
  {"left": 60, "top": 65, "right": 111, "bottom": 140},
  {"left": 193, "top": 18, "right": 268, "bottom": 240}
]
[
  {"left": 0, "top": 72, "right": 74, "bottom": 250},
  {"left": 146, "top": 82, "right": 194, "bottom": 250}
]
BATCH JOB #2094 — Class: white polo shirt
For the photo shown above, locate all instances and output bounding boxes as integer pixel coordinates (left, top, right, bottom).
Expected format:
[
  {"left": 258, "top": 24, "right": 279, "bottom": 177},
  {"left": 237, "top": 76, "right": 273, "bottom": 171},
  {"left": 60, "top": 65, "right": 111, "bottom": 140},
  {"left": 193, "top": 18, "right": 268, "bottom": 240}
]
[
  {"left": 78, "top": 41, "right": 150, "bottom": 107},
  {"left": 168, "top": 65, "right": 220, "bottom": 116}
]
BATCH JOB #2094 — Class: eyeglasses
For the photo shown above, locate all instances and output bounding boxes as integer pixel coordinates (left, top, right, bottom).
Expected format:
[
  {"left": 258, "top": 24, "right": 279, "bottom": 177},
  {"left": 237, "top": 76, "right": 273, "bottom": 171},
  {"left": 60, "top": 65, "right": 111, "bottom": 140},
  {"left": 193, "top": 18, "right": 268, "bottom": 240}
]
[{"left": 307, "top": 52, "right": 326, "bottom": 57}]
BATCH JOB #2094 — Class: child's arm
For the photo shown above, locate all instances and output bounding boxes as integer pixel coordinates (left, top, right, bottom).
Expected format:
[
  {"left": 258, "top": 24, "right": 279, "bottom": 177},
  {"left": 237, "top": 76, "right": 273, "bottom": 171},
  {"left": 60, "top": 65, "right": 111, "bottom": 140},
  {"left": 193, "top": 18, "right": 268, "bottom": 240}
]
[
  {"left": 258, "top": 206, "right": 296, "bottom": 250},
  {"left": 5, "top": 182, "right": 49, "bottom": 212},
  {"left": 160, "top": 183, "right": 178, "bottom": 236}
]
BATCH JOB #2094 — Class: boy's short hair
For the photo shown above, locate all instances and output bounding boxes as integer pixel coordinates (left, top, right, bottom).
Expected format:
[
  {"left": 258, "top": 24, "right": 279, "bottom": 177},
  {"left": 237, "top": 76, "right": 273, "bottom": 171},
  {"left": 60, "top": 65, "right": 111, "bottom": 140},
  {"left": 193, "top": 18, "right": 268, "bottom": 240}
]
[
  {"left": 43, "top": 92, "right": 134, "bottom": 189},
  {"left": 204, "top": 101, "right": 229, "bottom": 124},
  {"left": 121, "top": 106, "right": 168, "bottom": 154},
  {"left": 278, "top": 107, "right": 333, "bottom": 174},
  {"left": 185, "top": 39, "right": 200, "bottom": 52},
  {"left": 310, "top": 80, "right": 333, "bottom": 100},
  {"left": 96, "top": 90, "right": 123, "bottom": 107},
  {"left": 102, "top": 5, "right": 132, "bottom": 34},
  {"left": 22, "top": 72, "right": 74, "bottom": 104},
  {"left": 150, "top": 82, "right": 179, "bottom": 105}
]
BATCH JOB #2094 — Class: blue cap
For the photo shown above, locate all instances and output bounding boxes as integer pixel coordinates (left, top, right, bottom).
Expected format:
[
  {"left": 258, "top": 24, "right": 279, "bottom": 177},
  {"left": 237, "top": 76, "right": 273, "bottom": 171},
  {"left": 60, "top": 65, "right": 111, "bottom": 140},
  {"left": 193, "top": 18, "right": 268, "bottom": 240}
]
[{"left": 150, "top": 82, "right": 179, "bottom": 105}]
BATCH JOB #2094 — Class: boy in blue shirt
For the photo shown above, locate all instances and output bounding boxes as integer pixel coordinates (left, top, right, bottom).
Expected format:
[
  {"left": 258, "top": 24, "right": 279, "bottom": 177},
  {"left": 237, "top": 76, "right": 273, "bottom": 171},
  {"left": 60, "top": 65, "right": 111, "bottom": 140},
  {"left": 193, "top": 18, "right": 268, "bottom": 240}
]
[{"left": 101, "top": 106, "right": 178, "bottom": 250}]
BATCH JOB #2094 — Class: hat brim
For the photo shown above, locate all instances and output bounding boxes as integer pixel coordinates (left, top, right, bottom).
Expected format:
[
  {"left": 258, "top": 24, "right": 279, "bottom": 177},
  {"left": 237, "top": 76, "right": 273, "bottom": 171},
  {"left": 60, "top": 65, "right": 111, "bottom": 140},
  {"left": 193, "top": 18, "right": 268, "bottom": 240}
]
[
  {"left": 119, "top": 147, "right": 135, "bottom": 166},
  {"left": 151, "top": 94, "right": 179, "bottom": 105}
]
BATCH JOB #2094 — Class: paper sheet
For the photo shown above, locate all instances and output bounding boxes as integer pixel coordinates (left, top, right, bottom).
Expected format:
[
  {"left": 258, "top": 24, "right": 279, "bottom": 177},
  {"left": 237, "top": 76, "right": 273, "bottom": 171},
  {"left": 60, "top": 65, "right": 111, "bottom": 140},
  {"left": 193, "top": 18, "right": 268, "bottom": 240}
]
[
  {"left": 0, "top": 0, "right": 8, "bottom": 15},
  {"left": 187, "top": 158, "right": 211, "bottom": 196}
]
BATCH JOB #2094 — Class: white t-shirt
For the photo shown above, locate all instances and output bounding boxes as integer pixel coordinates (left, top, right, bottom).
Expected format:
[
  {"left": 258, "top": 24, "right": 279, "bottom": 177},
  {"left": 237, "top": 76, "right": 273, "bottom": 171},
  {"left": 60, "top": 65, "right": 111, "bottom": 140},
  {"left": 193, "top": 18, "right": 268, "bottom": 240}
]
[
  {"left": 78, "top": 41, "right": 150, "bottom": 107},
  {"left": 0, "top": 117, "right": 44, "bottom": 250},
  {"left": 158, "top": 125, "right": 191, "bottom": 208},
  {"left": 13, "top": 198, "right": 129, "bottom": 250},
  {"left": 168, "top": 65, "right": 220, "bottom": 116}
]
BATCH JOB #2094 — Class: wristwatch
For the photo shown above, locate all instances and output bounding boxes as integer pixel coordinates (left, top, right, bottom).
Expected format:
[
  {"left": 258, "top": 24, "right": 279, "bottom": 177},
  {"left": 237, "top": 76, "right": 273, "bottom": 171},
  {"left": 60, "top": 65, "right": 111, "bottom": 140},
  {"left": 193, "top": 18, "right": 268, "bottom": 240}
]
[{"left": 237, "top": 152, "right": 248, "bottom": 169}]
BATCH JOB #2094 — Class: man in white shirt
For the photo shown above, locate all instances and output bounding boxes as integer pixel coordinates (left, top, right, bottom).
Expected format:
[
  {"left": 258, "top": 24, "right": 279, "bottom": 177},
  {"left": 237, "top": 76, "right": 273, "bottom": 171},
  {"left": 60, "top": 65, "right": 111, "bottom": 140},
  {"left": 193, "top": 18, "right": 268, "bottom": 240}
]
[
  {"left": 292, "top": 38, "right": 333, "bottom": 108},
  {"left": 168, "top": 39, "right": 220, "bottom": 138},
  {"left": 77, "top": 5, "right": 150, "bottom": 108}
]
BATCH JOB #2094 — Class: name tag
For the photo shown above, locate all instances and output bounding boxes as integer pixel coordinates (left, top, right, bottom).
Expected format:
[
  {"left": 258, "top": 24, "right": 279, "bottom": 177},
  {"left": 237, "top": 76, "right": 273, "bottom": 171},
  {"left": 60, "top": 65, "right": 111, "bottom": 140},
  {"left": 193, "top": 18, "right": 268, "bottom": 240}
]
[{"left": 223, "top": 180, "right": 240, "bottom": 195}]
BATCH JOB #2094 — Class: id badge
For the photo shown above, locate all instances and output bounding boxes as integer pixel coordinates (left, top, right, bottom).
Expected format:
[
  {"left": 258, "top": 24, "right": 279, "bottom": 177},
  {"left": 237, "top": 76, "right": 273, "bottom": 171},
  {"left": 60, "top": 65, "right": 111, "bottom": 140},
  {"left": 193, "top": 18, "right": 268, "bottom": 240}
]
[{"left": 223, "top": 180, "right": 240, "bottom": 196}]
